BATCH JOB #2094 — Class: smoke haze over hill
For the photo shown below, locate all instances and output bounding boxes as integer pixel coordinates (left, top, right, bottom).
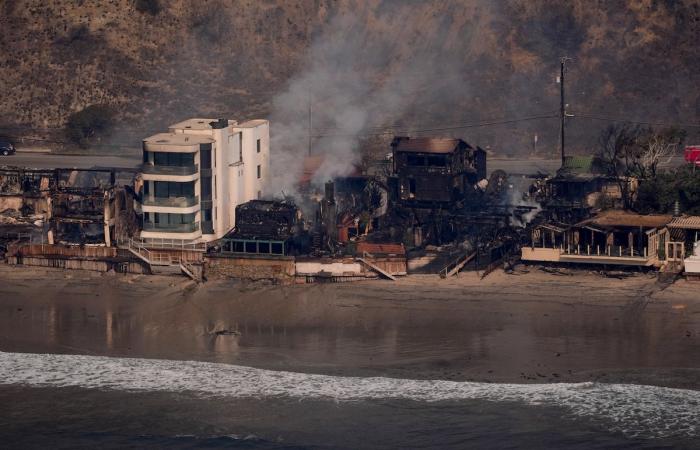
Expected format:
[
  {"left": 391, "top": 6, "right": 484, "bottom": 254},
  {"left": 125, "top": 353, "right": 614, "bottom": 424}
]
[{"left": 1, "top": 0, "right": 699, "bottom": 176}]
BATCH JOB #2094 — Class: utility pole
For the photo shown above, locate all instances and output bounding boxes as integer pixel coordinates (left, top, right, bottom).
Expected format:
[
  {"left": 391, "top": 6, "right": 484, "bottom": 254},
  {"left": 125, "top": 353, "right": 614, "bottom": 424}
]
[
  {"left": 559, "top": 57, "right": 572, "bottom": 166},
  {"left": 559, "top": 57, "right": 567, "bottom": 166},
  {"left": 308, "top": 94, "right": 313, "bottom": 156}
]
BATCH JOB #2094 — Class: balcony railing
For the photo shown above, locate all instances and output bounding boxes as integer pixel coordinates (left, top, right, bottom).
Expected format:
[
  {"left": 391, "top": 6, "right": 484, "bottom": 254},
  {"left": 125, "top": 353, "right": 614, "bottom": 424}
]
[
  {"left": 141, "top": 164, "right": 198, "bottom": 176},
  {"left": 142, "top": 195, "right": 199, "bottom": 208},
  {"left": 143, "top": 222, "right": 200, "bottom": 233}
]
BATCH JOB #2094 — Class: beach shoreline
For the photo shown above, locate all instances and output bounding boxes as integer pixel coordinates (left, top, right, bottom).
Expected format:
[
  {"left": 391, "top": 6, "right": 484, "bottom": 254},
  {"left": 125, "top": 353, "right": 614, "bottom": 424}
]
[{"left": 0, "top": 264, "right": 698, "bottom": 390}]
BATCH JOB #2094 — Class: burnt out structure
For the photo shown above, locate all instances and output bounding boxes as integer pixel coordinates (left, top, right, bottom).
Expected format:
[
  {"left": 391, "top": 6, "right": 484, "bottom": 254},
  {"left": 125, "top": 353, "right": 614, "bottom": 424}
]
[
  {"left": 0, "top": 166, "right": 138, "bottom": 247},
  {"left": 390, "top": 137, "right": 486, "bottom": 207},
  {"left": 539, "top": 156, "right": 634, "bottom": 224},
  {"left": 217, "top": 200, "right": 302, "bottom": 256},
  {"left": 47, "top": 169, "right": 139, "bottom": 246}
]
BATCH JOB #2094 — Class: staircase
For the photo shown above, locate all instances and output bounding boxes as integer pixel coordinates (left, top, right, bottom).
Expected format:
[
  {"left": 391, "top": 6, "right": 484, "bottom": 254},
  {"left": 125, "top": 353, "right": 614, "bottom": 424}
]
[
  {"left": 408, "top": 248, "right": 465, "bottom": 274},
  {"left": 439, "top": 251, "right": 476, "bottom": 279},
  {"left": 124, "top": 238, "right": 202, "bottom": 282},
  {"left": 356, "top": 257, "right": 397, "bottom": 281}
]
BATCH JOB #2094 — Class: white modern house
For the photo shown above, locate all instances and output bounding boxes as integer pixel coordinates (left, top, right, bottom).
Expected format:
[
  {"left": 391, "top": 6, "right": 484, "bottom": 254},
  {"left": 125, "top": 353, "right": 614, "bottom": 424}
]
[{"left": 139, "top": 118, "right": 269, "bottom": 243}]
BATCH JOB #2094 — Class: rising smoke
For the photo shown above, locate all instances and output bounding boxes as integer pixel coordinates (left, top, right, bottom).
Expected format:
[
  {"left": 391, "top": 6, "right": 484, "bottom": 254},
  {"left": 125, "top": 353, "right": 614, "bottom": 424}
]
[{"left": 267, "top": 8, "right": 483, "bottom": 197}]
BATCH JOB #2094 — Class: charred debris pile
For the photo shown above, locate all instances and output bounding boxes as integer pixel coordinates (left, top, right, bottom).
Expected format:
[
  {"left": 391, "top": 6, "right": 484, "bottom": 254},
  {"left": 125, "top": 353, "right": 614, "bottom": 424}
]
[
  {"left": 214, "top": 136, "right": 548, "bottom": 271},
  {"left": 0, "top": 166, "right": 139, "bottom": 257}
]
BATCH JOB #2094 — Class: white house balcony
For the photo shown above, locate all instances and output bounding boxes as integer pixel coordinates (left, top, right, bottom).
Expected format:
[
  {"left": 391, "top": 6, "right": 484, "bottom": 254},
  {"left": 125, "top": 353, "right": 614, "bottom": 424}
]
[
  {"left": 141, "top": 195, "right": 199, "bottom": 208},
  {"left": 141, "top": 163, "right": 198, "bottom": 177}
]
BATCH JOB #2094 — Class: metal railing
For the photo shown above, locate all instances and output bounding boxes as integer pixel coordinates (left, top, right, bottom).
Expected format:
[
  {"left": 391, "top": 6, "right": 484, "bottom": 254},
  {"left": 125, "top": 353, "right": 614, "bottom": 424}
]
[
  {"left": 141, "top": 195, "right": 199, "bottom": 208},
  {"left": 141, "top": 164, "right": 198, "bottom": 176},
  {"left": 133, "top": 237, "right": 206, "bottom": 251},
  {"left": 125, "top": 238, "right": 202, "bottom": 281}
]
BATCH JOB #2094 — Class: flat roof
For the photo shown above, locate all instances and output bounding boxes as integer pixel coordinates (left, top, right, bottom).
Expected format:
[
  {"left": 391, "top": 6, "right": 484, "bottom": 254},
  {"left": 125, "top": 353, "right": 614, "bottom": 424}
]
[
  {"left": 169, "top": 118, "right": 237, "bottom": 130},
  {"left": 236, "top": 119, "right": 268, "bottom": 128},
  {"left": 143, "top": 133, "right": 214, "bottom": 145}
]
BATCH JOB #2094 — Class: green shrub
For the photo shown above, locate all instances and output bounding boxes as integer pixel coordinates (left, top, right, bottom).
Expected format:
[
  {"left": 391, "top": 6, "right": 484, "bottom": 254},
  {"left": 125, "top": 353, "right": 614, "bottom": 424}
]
[{"left": 64, "top": 105, "right": 115, "bottom": 149}]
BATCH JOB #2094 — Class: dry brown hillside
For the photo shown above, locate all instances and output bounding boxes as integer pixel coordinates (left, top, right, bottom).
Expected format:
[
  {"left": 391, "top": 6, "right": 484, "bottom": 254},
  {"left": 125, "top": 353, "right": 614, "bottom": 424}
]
[{"left": 0, "top": 0, "right": 699, "bottom": 155}]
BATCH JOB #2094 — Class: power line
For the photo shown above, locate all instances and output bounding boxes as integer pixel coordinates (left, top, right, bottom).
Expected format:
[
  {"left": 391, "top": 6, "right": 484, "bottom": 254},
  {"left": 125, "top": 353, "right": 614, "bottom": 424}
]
[
  {"left": 310, "top": 113, "right": 560, "bottom": 138},
  {"left": 571, "top": 113, "right": 700, "bottom": 129}
]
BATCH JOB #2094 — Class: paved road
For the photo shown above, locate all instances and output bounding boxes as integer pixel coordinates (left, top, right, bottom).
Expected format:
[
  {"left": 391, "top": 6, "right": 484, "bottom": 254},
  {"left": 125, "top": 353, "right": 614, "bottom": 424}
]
[
  {"left": 1, "top": 152, "right": 687, "bottom": 175},
  {"left": 0, "top": 152, "right": 140, "bottom": 170}
]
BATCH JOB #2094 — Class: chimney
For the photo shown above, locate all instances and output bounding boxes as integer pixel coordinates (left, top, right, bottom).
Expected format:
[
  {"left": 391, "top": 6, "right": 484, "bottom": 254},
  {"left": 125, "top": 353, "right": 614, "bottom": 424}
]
[
  {"left": 325, "top": 180, "right": 335, "bottom": 204},
  {"left": 209, "top": 118, "right": 228, "bottom": 129}
]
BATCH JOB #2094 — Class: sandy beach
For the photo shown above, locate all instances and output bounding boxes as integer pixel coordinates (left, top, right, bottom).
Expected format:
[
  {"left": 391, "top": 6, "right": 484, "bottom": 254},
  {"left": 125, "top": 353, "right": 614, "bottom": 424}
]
[{"left": 0, "top": 264, "right": 698, "bottom": 389}]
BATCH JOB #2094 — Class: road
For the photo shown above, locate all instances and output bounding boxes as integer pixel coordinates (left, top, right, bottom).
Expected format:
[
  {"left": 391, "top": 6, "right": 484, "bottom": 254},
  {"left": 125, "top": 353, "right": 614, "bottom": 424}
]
[
  {"left": 0, "top": 152, "right": 140, "bottom": 170},
  {"left": 488, "top": 156, "right": 686, "bottom": 176},
  {"left": 1, "top": 152, "right": 687, "bottom": 175}
]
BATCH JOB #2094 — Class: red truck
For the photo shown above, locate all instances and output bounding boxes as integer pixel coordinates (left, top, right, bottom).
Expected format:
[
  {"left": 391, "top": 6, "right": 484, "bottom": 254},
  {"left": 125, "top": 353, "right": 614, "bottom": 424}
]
[{"left": 685, "top": 146, "right": 700, "bottom": 166}]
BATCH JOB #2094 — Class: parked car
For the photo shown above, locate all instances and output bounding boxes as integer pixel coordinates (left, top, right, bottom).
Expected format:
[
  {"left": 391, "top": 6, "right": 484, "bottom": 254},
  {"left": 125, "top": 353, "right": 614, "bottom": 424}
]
[{"left": 0, "top": 137, "right": 16, "bottom": 156}]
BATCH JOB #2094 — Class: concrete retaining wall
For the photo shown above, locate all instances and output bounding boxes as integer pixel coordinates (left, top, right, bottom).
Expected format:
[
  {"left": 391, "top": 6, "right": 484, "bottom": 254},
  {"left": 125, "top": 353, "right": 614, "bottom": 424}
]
[
  {"left": 7, "top": 255, "right": 147, "bottom": 274},
  {"left": 206, "top": 254, "right": 295, "bottom": 283}
]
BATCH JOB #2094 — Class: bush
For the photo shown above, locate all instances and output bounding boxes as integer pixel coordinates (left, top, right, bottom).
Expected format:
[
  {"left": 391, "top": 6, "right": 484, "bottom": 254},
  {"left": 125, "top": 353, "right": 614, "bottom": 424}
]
[
  {"left": 135, "top": 0, "right": 161, "bottom": 16},
  {"left": 64, "top": 105, "right": 115, "bottom": 149},
  {"left": 634, "top": 166, "right": 700, "bottom": 215},
  {"left": 191, "top": 3, "right": 231, "bottom": 43}
]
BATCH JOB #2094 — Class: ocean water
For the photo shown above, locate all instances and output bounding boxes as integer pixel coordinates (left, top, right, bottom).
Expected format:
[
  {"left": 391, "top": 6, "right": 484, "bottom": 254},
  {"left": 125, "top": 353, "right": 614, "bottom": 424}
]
[{"left": 0, "top": 351, "right": 698, "bottom": 449}]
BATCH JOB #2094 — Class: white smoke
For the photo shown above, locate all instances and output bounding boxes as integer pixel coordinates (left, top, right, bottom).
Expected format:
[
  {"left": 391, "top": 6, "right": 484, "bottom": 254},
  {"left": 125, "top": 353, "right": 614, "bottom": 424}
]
[{"left": 267, "top": 9, "right": 479, "bottom": 197}]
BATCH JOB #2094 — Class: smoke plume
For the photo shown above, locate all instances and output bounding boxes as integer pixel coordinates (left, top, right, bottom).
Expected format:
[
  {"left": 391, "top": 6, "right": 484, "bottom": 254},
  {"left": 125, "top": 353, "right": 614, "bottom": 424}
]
[{"left": 267, "top": 8, "right": 482, "bottom": 197}]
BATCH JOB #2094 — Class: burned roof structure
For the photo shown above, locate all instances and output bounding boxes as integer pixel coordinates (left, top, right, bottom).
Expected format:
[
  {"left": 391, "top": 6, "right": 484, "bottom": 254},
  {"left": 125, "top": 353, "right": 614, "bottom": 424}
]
[
  {"left": 217, "top": 200, "right": 301, "bottom": 256},
  {"left": 541, "top": 156, "right": 633, "bottom": 223},
  {"left": 231, "top": 200, "right": 298, "bottom": 240},
  {"left": 390, "top": 136, "right": 486, "bottom": 206}
]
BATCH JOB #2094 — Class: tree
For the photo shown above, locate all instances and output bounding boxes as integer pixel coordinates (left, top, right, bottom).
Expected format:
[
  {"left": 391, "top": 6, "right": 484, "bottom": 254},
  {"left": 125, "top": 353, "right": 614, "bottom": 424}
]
[
  {"left": 594, "top": 125, "right": 685, "bottom": 209},
  {"left": 64, "top": 105, "right": 115, "bottom": 149},
  {"left": 593, "top": 124, "right": 643, "bottom": 209},
  {"left": 635, "top": 127, "right": 685, "bottom": 179},
  {"left": 635, "top": 165, "right": 700, "bottom": 215}
]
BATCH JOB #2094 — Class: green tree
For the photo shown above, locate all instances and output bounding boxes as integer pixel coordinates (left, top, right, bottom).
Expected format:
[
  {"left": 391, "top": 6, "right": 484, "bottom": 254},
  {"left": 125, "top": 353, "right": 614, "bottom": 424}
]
[
  {"left": 634, "top": 165, "right": 700, "bottom": 214},
  {"left": 64, "top": 105, "right": 115, "bottom": 149}
]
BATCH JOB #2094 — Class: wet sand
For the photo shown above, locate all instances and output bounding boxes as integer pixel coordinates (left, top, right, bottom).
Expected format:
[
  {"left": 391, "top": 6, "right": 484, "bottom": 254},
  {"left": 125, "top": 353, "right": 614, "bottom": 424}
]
[{"left": 0, "top": 265, "right": 699, "bottom": 389}]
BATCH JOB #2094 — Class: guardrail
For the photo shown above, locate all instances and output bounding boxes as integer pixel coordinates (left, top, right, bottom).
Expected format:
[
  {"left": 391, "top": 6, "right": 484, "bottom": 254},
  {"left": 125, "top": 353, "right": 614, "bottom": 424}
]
[{"left": 127, "top": 237, "right": 206, "bottom": 252}]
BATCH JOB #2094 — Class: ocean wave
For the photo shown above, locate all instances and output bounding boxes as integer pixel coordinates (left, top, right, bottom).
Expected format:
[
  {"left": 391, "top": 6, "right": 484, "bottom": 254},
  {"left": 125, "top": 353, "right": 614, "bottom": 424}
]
[{"left": 0, "top": 351, "right": 698, "bottom": 439}]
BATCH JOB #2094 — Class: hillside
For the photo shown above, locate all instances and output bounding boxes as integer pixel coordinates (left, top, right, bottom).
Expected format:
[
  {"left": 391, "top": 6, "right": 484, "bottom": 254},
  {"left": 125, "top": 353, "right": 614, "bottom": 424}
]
[{"left": 1, "top": 0, "right": 699, "bottom": 159}]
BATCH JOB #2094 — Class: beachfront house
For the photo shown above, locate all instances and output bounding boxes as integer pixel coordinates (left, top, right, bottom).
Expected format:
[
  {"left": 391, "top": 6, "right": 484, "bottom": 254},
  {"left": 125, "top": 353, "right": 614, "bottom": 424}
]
[{"left": 138, "top": 118, "right": 269, "bottom": 243}]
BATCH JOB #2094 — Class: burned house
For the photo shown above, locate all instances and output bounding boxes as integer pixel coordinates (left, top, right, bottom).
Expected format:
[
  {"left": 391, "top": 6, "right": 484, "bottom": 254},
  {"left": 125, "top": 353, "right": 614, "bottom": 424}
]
[
  {"left": 540, "top": 156, "right": 635, "bottom": 223},
  {"left": 0, "top": 167, "right": 138, "bottom": 247},
  {"left": 47, "top": 169, "right": 138, "bottom": 246},
  {"left": 217, "top": 200, "right": 301, "bottom": 256},
  {"left": 390, "top": 137, "right": 486, "bottom": 206}
]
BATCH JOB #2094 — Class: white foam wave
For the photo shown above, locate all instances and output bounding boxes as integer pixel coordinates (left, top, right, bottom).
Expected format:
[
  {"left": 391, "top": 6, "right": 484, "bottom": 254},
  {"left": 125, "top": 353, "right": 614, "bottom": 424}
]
[{"left": 1, "top": 351, "right": 698, "bottom": 439}]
